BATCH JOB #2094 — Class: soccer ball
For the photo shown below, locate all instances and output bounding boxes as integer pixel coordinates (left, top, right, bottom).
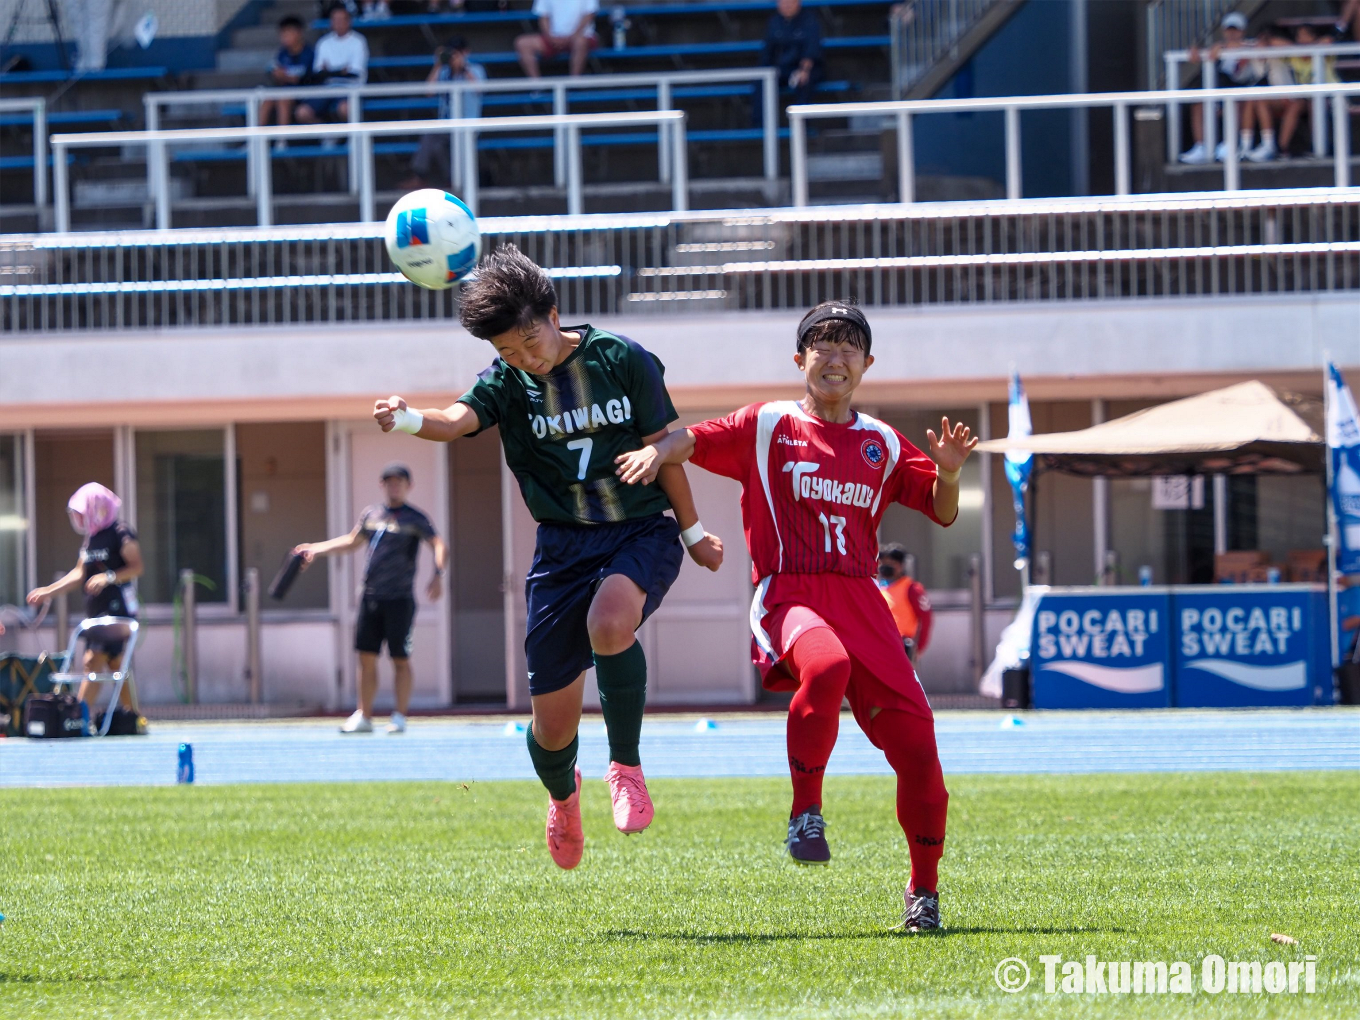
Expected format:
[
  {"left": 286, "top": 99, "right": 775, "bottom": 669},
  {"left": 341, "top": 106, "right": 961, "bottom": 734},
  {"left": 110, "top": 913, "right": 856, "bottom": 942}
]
[{"left": 384, "top": 189, "right": 480, "bottom": 290}]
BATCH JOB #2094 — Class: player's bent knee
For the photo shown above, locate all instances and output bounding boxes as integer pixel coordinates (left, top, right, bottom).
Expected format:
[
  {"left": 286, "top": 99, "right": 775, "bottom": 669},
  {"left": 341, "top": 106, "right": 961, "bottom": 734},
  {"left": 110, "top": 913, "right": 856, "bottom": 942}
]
[{"left": 586, "top": 612, "right": 636, "bottom": 656}]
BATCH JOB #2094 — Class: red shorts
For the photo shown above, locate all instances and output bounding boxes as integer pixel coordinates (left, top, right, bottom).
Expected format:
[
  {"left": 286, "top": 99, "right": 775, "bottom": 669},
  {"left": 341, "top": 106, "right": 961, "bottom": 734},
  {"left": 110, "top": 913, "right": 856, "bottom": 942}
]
[
  {"left": 752, "top": 573, "right": 934, "bottom": 732},
  {"left": 540, "top": 33, "right": 600, "bottom": 58}
]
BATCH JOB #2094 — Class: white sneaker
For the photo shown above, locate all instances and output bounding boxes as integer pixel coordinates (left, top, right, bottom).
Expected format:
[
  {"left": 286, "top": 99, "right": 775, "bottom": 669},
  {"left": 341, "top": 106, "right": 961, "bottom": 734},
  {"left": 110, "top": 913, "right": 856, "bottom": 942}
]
[
  {"left": 386, "top": 711, "right": 407, "bottom": 735},
  {"left": 340, "top": 709, "right": 373, "bottom": 734},
  {"left": 1245, "top": 139, "right": 1277, "bottom": 163},
  {"left": 1179, "top": 142, "right": 1211, "bottom": 165}
]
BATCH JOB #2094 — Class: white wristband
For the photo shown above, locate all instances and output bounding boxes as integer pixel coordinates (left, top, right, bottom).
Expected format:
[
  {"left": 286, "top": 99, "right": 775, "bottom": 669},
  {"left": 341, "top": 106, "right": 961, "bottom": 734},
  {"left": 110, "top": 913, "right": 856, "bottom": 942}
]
[
  {"left": 679, "top": 521, "right": 706, "bottom": 548},
  {"left": 391, "top": 407, "right": 424, "bottom": 435},
  {"left": 937, "top": 465, "right": 961, "bottom": 485}
]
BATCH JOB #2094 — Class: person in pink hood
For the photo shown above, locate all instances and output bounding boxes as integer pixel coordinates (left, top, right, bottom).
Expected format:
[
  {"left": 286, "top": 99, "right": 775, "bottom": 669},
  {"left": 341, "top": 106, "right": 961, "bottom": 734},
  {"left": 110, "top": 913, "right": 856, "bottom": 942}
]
[{"left": 27, "top": 482, "right": 143, "bottom": 712}]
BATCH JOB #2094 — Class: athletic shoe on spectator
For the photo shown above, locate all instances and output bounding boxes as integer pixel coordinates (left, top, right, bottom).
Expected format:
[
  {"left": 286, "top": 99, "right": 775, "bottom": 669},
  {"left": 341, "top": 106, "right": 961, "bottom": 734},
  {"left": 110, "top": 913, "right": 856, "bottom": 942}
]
[
  {"left": 1245, "top": 136, "right": 1277, "bottom": 162},
  {"left": 341, "top": 709, "right": 373, "bottom": 733},
  {"left": 1179, "top": 142, "right": 1211, "bottom": 164}
]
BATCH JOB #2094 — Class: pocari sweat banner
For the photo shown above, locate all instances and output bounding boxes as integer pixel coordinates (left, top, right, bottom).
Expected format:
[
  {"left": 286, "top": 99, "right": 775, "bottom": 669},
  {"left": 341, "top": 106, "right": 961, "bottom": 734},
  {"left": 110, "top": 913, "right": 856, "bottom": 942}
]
[
  {"left": 1325, "top": 361, "right": 1360, "bottom": 573},
  {"left": 1174, "top": 587, "right": 1330, "bottom": 707},
  {"left": 1030, "top": 590, "right": 1172, "bottom": 708}
]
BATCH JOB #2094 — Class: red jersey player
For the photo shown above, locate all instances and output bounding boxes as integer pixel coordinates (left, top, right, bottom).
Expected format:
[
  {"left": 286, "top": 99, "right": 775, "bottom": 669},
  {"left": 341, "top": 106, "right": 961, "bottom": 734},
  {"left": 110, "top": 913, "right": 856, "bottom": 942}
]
[{"left": 614, "top": 302, "right": 977, "bottom": 932}]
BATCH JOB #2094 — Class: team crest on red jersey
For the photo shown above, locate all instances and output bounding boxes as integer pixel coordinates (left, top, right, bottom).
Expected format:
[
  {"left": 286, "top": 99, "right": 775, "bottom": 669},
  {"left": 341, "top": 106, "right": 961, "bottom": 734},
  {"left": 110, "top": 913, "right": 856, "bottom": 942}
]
[{"left": 861, "top": 437, "right": 886, "bottom": 468}]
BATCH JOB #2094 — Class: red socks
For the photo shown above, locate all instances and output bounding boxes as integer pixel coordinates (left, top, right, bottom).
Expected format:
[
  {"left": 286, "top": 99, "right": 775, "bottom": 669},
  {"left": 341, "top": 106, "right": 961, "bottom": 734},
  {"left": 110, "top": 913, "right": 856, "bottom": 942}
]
[
  {"left": 869, "top": 707, "right": 950, "bottom": 894},
  {"left": 783, "top": 626, "right": 950, "bottom": 893},
  {"left": 784, "top": 627, "right": 852, "bottom": 817}
]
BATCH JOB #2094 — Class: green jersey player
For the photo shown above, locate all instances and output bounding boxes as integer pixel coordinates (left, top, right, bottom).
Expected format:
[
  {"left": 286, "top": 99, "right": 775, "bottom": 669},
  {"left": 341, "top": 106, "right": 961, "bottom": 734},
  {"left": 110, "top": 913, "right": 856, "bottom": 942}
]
[{"left": 374, "top": 244, "right": 723, "bottom": 869}]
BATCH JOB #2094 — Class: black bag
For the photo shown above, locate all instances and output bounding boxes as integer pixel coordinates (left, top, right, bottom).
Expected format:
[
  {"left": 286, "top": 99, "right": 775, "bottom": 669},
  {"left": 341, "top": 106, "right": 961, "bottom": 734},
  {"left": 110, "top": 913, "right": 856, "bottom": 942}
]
[
  {"left": 0, "top": 653, "right": 56, "bottom": 737},
  {"left": 96, "top": 705, "right": 147, "bottom": 737},
  {"left": 25, "top": 693, "right": 85, "bottom": 738},
  {"left": 1001, "top": 667, "right": 1031, "bottom": 710},
  {"left": 1335, "top": 662, "right": 1360, "bottom": 705}
]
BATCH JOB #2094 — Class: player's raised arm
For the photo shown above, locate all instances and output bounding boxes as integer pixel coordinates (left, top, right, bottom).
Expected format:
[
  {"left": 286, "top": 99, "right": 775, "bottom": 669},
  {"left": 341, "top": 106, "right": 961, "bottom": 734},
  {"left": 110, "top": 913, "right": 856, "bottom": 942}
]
[
  {"left": 614, "top": 427, "right": 696, "bottom": 486},
  {"left": 925, "top": 416, "right": 979, "bottom": 526},
  {"left": 373, "top": 395, "right": 481, "bottom": 442},
  {"left": 635, "top": 428, "right": 723, "bottom": 572}
]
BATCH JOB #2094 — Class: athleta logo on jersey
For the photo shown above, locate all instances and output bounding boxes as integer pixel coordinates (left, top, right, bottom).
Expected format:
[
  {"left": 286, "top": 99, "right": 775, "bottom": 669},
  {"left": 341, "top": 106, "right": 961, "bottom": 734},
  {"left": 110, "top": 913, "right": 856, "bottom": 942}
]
[
  {"left": 528, "top": 398, "right": 633, "bottom": 440},
  {"left": 783, "top": 461, "right": 878, "bottom": 508}
]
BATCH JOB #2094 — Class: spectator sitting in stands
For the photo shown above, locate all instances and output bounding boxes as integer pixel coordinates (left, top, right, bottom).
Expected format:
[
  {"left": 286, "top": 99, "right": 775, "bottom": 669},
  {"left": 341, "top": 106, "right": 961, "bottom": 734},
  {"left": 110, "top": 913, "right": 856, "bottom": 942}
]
[
  {"left": 260, "top": 16, "right": 315, "bottom": 151},
  {"left": 361, "top": 1, "right": 392, "bottom": 19},
  {"left": 296, "top": 3, "right": 369, "bottom": 135},
  {"left": 764, "top": 0, "right": 824, "bottom": 108},
  {"left": 1179, "top": 12, "right": 1271, "bottom": 165},
  {"left": 1252, "top": 25, "right": 1311, "bottom": 160},
  {"left": 515, "top": 0, "right": 599, "bottom": 78},
  {"left": 402, "top": 36, "right": 486, "bottom": 190}
]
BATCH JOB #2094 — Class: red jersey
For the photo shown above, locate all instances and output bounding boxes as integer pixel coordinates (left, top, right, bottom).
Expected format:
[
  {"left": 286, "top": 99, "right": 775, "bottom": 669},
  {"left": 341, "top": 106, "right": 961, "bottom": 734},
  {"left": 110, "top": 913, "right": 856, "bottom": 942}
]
[{"left": 689, "top": 401, "right": 945, "bottom": 581}]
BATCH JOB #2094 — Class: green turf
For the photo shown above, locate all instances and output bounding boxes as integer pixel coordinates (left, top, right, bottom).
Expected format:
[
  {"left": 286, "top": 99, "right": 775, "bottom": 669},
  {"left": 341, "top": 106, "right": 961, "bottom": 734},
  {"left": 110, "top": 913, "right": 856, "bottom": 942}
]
[{"left": 1, "top": 773, "right": 1357, "bottom": 1019}]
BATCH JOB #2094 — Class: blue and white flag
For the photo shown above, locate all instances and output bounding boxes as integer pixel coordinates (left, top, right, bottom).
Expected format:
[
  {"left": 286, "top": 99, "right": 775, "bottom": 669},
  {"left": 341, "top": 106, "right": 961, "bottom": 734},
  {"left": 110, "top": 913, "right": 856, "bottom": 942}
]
[
  {"left": 1326, "top": 361, "right": 1360, "bottom": 574},
  {"left": 1004, "top": 369, "right": 1033, "bottom": 570}
]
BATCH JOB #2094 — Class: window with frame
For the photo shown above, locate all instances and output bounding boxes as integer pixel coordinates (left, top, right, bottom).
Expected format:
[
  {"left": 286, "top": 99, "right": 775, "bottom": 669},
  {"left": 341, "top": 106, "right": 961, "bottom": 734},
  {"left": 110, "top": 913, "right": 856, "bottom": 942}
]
[{"left": 135, "top": 430, "right": 228, "bottom": 604}]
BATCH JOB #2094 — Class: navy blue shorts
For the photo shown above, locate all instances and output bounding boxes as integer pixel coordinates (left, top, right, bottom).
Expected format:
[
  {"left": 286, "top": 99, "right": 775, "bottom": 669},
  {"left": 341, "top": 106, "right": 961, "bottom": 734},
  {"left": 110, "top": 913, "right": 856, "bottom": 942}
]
[{"left": 525, "top": 514, "right": 684, "bottom": 696}]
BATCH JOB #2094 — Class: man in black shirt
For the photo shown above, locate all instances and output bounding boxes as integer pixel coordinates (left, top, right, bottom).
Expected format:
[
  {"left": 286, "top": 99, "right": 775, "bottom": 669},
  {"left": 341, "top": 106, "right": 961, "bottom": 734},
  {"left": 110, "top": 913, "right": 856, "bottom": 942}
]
[
  {"left": 764, "top": 0, "right": 824, "bottom": 108},
  {"left": 296, "top": 463, "right": 447, "bottom": 733}
]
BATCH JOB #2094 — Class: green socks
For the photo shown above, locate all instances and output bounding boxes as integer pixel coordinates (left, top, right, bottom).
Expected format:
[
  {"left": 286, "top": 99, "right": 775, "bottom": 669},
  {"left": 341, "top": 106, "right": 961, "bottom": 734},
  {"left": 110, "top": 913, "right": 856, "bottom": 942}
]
[
  {"left": 595, "top": 640, "right": 647, "bottom": 767},
  {"left": 526, "top": 726, "right": 578, "bottom": 801}
]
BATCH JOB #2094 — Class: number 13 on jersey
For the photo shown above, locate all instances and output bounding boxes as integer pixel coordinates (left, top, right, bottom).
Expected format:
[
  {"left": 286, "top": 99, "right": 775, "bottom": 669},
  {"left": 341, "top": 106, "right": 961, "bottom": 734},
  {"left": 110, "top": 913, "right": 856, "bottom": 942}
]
[{"left": 818, "top": 512, "right": 847, "bottom": 554}]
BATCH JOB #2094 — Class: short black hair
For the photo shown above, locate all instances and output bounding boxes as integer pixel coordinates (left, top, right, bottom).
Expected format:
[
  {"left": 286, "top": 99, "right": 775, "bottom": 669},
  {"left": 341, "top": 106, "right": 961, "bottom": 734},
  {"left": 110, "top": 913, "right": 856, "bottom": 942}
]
[
  {"left": 878, "top": 543, "right": 907, "bottom": 564},
  {"left": 447, "top": 35, "right": 469, "bottom": 52},
  {"left": 458, "top": 243, "right": 558, "bottom": 340},
  {"left": 796, "top": 301, "right": 871, "bottom": 355},
  {"left": 380, "top": 462, "right": 411, "bottom": 482},
  {"left": 327, "top": 2, "right": 350, "bottom": 18},
  {"left": 279, "top": 14, "right": 304, "bottom": 30}
]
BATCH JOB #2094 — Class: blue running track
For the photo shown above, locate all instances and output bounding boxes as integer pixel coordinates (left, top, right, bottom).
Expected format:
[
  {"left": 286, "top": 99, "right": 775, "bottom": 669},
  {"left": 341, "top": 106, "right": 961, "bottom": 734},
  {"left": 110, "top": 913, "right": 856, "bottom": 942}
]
[{"left": 0, "top": 710, "right": 1356, "bottom": 787}]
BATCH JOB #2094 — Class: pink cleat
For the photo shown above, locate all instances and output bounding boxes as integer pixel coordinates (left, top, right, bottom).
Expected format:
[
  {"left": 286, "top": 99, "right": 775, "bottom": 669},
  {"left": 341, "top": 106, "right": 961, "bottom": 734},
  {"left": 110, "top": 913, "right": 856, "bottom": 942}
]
[
  {"left": 545, "top": 767, "right": 585, "bottom": 870},
  {"left": 604, "top": 761, "right": 655, "bottom": 834}
]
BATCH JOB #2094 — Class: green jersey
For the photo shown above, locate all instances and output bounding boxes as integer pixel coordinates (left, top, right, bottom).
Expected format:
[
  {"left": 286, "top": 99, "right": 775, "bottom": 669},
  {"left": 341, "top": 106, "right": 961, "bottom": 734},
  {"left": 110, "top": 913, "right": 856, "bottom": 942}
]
[{"left": 457, "top": 325, "right": 679, "bottom": 525}]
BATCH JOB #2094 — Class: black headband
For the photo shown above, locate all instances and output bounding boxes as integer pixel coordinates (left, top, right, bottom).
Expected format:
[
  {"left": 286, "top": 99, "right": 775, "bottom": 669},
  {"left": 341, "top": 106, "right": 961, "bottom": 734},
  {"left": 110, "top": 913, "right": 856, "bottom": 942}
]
[{"left": 796, "top": 304, "right": 872, "bottom": 348}]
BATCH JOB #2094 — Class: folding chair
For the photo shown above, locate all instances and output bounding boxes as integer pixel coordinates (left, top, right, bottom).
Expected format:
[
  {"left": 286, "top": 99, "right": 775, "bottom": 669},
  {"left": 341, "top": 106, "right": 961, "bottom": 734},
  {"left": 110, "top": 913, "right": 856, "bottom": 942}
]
[{"left": 50, "top": 616, "right": 140, "bottom": 737}]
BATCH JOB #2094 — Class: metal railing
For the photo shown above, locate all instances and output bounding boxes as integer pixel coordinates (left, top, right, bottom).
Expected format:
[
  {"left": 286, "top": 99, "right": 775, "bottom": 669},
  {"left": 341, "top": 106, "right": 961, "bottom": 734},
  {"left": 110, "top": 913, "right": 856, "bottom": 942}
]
[
  {"left": 0, "top": 97, "right": 48, "bottom": 207},
  {"left": 789, "top": 82, "right": 1360, "bottom": 206},
  {"left": 890, "top": 0, "right": 1015, "bottom": 98},
  {"left": 1163, "top": 43, "right": 1360, "bottom": 158},
  {"left": 49, "top": 110, "right": 688, "bottom": 231},
  {"left": 6, "top": 189, "right": 1360, "bottom": 331},
  {"left": 142, "top": 68, "right": 778, "bottom": 197},
  {"left": 1146, "top": 0, "right": 1242, "bottom": 88}
]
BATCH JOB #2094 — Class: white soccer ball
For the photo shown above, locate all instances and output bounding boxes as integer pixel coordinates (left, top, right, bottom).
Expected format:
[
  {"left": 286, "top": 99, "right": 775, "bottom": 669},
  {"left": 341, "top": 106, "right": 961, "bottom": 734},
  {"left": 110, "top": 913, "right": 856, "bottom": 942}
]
[{"left": 384, "top": 189, "right": 480, "bottom": 290}]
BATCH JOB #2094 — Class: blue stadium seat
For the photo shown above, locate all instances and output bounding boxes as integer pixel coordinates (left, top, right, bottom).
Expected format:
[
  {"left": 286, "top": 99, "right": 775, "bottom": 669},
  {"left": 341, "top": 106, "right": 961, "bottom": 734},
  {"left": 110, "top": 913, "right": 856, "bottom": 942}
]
[
  {"left": 367, "top": 36, "right": 883, "bottom": 72},
  {"left": 320, "top": 0, "right": 890, "bottom": 31},
  {"left": 0, "top": 66, "right": 167, "bottom": 83},
  {"left": 0, "top": 108, "right": 125, "bottom": 128}
]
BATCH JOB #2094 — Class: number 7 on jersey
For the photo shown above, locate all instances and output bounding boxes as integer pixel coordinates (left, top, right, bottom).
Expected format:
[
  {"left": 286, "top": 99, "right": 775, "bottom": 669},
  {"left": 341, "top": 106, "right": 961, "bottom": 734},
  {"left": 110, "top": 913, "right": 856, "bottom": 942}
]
[{"left": 567, "top": 438, "right": 593, "bottom": 481}]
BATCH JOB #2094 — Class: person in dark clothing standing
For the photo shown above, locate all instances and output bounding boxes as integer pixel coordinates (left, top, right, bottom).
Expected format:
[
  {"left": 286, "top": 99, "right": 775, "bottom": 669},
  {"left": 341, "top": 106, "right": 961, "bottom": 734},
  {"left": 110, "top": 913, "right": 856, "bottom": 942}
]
[
  {"left": 764, "top": 0, "right": 823, "bottom": 108},
  {"left": 26, "top": 483, "right": 143, "bottom": 714},
  {"left": 295, "top": 463, "right": 448, "bottom": 734}
]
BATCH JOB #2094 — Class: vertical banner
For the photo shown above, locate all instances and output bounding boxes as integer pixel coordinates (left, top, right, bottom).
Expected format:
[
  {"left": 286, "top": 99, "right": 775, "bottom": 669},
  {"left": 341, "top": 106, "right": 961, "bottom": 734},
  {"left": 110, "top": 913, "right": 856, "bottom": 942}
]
[
  {"left": 1004, "top": 370, "right": 1033, "bottom": 570},
  {"left": 1325, "top": 362, "right": 1360, "bottom": 574}
]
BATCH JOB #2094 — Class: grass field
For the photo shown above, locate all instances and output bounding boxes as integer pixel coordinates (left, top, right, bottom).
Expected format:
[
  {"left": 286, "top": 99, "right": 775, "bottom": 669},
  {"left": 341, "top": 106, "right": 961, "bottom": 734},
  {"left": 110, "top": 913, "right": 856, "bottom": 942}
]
[{"left": 1, "top": 772, "right": 1357, "bottom": 1019}]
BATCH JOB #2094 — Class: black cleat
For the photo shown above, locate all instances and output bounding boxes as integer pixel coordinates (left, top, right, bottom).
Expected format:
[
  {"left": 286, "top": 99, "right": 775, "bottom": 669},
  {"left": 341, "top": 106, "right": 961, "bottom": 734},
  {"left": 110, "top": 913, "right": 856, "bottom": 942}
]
[
  {"left": 895, "top": 887, "right": 941, "bottom": 933},
  {"left": 786, "top": 807, "right": 831, "bottom": 865}
]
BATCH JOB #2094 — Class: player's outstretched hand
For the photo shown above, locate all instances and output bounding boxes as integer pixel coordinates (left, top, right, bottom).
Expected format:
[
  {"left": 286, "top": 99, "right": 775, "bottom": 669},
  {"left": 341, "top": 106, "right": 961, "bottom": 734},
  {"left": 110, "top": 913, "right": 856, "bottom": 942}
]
[
  {"left": 374, "top": 395, "right": 407, "bottom": 433},
  {"left": 292, "top": 543, "right": 316, "bottom": 570},
  {"left": 926, "top": 416, "right": 979, "bottom": 474},
  {"left": 687, "top": 532, "right": 724, "bottom": 572},
  {"left": 615, "top": 445, "right": 662, "bottom": 486}
]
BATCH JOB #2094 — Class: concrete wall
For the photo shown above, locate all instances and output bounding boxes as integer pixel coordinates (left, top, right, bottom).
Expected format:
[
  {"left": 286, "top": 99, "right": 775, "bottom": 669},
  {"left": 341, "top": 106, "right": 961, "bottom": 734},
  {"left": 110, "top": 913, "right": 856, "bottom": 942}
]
[{"left": 2, "top": 292, "right": 1356, "bottom": 430}]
